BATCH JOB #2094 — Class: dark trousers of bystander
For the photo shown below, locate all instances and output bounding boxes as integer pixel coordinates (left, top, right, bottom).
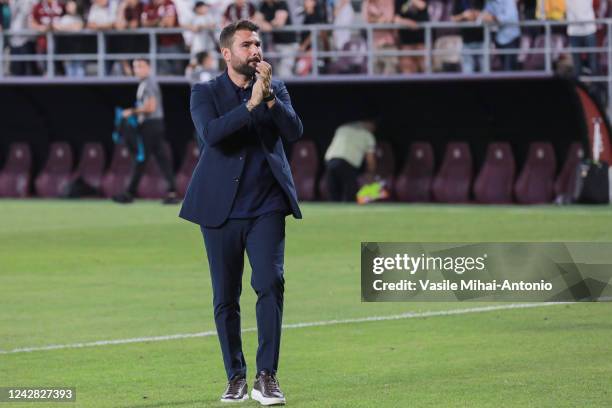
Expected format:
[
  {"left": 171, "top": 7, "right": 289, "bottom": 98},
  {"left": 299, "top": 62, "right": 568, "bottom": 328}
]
[
  {"left": 326, "top": 158, "right": 359, "bottom": 202},
  {"left": 570, "top": 33, "right": 598, "bottom": 77},
  {"left": 127, "top": 118, "right": 176, "bottom": 195},
  {"left": 496, "top": 37, "right": 520, "bottom": 71}
]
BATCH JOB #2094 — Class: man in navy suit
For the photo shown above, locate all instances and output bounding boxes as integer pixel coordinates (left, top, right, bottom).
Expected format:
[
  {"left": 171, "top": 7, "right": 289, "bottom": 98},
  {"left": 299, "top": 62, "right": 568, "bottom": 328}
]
[{"left": 179, "top": 20, "right": 302, "bottom": 405}]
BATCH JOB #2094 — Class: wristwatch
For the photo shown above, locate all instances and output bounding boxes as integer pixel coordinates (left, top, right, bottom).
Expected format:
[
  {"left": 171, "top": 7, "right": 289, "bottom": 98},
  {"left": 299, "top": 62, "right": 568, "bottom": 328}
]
[{"left": 263, "top": 89, "right": 275, "bottom": 102}]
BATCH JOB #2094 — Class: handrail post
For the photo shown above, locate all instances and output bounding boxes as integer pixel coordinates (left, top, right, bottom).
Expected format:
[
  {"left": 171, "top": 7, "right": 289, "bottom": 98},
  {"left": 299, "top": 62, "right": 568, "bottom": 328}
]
[
  {"left": 97, "top": 31, "right": 105, "bottom": 77},
  {"left": 149, "top": 30, "right": 157, "bottom": 76},
  {"left": 312, "top": 26, "right": 319, "bottom": 76},
  {"left": 366, "top": 25, "right": 374, "bottom": 75},
  {"left": 47, "top": 31, "right": 55, "bottom": 77},
  {"left": 483, "top": 24, "right": 491, "bottom": 73},
  {"left": 425, "top": 23, "right": 432, "bottom": 74},
  {"left": 544, "top": 22, "right": 552, "bottom": 73}
]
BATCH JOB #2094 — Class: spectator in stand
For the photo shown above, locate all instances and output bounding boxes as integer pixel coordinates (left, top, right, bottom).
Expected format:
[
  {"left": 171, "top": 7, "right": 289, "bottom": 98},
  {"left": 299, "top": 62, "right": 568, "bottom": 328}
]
[
  {"left": 115, "top": 0, "right": 146, "bottom": 76},
  {"left": 53, "top": 0, "right": 85, "bottom": 77},
  {"left": 186, "top": 49, "right": 218, "bottom": 84},
  {"left": 566, "top": 0, "right": 598, "bottom": 77},
  {"left": 482, "top": 0, "right": 521, "bottom": 71},
  {"left": 332, "top": 0, "right": 354, "bottom": 52},
  {"left": 362, "top": 0, "right": 398, "bottom": 74},
  {"left": 185, "top": 1, "right": 218, "bottom": 70},
  {"left": 9, "top": 0, "right": 40, "bottom": 76},
  {"left": 223, "top": 0, "right": 256, "bottom": 26},
  {"left": 256, "top": 0, "right": 298, "bottom": 77},
  {"left": 30, "top": 0, "right": 65, "bottom": 75},
  {"left": 296, "top": 0, "right": 329, "bottom": 75},
  {"left": 87, "top": 0, "right": 116, "bottom": 30},
  {"left": 87, "top": 0, "right": 117, "bottom": 74},
  {"left": 394, "top": 0, "right": 429, "bottom": 74},
  {"left": 142, "top": 0, "right": 185, "bottom": 75},
  {"left": 451, "top": 0, "right": 485, "bottom": 73}
]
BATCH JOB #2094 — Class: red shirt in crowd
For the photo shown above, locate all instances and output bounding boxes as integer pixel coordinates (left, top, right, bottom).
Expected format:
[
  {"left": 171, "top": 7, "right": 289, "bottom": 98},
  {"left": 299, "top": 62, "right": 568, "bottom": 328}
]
[
  {"left": 31, "top": 0, "right": 64, "bottom": 27},
  {"left": 142, "top": 0, "right": 182, "bottom": 47}
]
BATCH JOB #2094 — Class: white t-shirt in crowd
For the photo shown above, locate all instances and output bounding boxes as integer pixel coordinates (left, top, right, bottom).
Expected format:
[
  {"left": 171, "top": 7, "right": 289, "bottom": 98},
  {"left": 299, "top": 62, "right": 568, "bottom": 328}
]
[{"left": 566, "top": 0, "right": 597, "bottom": 37}]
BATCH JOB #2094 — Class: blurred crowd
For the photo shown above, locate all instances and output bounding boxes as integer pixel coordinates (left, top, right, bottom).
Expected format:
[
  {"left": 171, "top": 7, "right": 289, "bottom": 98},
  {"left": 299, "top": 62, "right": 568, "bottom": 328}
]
[{"left": 0, "top": 0, "right": 609, "bottom": 77}]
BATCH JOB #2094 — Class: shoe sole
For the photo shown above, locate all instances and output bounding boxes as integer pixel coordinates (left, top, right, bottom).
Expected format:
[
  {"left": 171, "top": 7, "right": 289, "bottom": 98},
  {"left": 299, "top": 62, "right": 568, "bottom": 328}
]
[
  {"left": 220, "top": 394, "right": 249, "bottom": 403},
  {"left": 251, "top": 389, "right": 286, "bottom": 406}
]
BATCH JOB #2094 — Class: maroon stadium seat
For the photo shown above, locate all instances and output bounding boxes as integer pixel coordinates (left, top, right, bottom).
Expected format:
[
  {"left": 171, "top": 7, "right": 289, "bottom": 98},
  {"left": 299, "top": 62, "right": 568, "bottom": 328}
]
[
  {"left": 432, "top": 142, "right": 473, "bottom": 203},
  {"left": 136, "top": 142, "right": 174, "bottom": 199},
  {"left": 34, "top": 142, "right": 74, "bottom": 198},
  {"left": 514, "top": 142, "right": 557, "bottom": 204},
  {"left": 0, "top": 143, "right": 32, "bottom": 198},
  {"left": 101, "top": 145, "right": 134, "bottom": 198},
  {"left": 554, "top": 142, "right": 584, "bottom": 200},
  {"left": 290, "top": 140, "right": 319, "bottom": 201},
  {"left": 176, "top": 140, "right": 200, "bottom": 198},
  {"left": 395, "top": 142, "right": 434, "bottom": 202},
  {"left": 473, "top": 142, "right": 516, "bottom": 204},
  {"left": 72, "top": 142, "right": 106, "bottom": 189}
]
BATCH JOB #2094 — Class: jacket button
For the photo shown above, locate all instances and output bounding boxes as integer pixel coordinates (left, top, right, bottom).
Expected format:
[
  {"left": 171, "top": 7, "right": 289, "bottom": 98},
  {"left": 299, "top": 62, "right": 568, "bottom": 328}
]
[
  {"left": 239, "top": 156, "right": 244, "bottom": 160},
  {"left": 233, "top": 177, "right": 240, "bottom": 182}
]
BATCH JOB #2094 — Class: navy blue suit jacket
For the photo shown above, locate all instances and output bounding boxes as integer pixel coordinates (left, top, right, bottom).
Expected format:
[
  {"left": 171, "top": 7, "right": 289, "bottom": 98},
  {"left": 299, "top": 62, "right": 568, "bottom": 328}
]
[{"left": 179, "top": 71, "right": 303, "bottom": 227}]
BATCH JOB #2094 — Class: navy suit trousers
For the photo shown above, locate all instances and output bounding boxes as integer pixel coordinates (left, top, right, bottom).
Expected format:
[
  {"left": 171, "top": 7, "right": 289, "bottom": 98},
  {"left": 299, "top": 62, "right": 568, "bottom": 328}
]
[{"left": 200, "top": 212, "right": 285, "bottom": 380}]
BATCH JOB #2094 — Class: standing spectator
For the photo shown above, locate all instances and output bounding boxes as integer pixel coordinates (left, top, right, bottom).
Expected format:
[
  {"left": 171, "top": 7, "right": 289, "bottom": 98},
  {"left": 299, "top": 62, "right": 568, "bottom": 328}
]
[
  {"left": 223, "top": 0, "right": 256, "bottom": 26},
  {"left": 256, "top": 0, "right": 298, "bottom": 77},
  {"left": 186, "top": 1, "right": 218, "bottom": 70},
  {"left": 30, "top": 0, "right": 65, "bottom": 75},
  {"left": 186, "top": 50, "right": 217, "bottom": 84},
  {"left": 362, "top": 0, "right": 398, "bottom": 74},
  {"left": 566, "top": 0, "right": 598, "bottom": 77},
  {"left": 394, "top": 0, "right": 429, "bottom": 74},
  {"left": 452, "top": 0, "right": 485, "bottom": 73},
  {"left": 324, "top": 119, "right": 377, "bottom": 202},
  {"left": 482, "top": 0, "right": 521, "bottom": 71},
  {"left": 114, "top": 0, "right": 146, "bottom": 76},
  {"left": 142, "top": 0, "right": 185, "bottom": 75},
  {"left": 332, "top": 0, "right": 354, "bottom": 51},
  {"left": 53, "top": 0, "right": 85, "bottom": 77},
  {"left": 9, "top": 0, "right": 39, "bottom": 76},
  {"left": 296, "top": 0, "right": 329, "bottom": 75},
  {"left": 87, "top": 0, "right": 115, "bottom": 30},
  {"left": 87, "top": 0, "right": 117, "bottom": 74}
]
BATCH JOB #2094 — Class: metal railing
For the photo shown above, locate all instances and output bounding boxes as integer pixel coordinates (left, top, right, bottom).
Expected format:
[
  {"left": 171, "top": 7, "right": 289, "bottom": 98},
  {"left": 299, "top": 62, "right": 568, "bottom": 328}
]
[{"left": 1, "top": 19, "right": 612, "bottom": 114}]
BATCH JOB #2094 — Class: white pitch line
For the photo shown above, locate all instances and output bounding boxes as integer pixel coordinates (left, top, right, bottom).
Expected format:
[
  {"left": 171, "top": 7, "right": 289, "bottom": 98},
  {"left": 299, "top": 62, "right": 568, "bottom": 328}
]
[{"left": 0, "top": 302, "right": 569, "bottom": 355}]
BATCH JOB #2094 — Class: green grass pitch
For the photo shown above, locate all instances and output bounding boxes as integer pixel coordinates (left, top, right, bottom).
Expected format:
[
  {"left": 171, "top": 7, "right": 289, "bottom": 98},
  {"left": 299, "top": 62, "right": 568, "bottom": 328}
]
[{"left": 1, "top": 201, "right": 611, "bottom": 407}]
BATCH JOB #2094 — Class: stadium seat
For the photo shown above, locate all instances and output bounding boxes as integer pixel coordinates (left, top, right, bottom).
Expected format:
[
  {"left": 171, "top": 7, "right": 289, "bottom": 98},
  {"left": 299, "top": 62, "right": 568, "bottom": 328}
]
[
  {"left": 514, "top": 142, "right": 557, "bottom": 204},
  {"left": 554, "top": 142, "right": 584, "bottom": 201},
  {"left": 176, "top": 140, "right": 200, "bottom": 198},
  {"left": 290, "top": 140, "right": 319, "bottom": 201},
  {"left": 523, "top": 34, "right": 567, "bottom": 71},
  {"left": 0, "top": 143, "right": 32, "bottom": 198},
  {"left": 72, "top": 143, "right": 106, "bottom": 189},
  {"left": 101, "top": 144, "right": 134, "bottom": 198},
  {"left": 395, "top": 142, "right": 434, "bottom": 202},
  {"left": 136, "top": 142, "right": 174, "bottom": 199},
  {"left": 473, "top": 142, "right": 516, "bottom": 204},
  {"left": 432, "top": 142, "right": 473, "bottom": 203},
  {"left": 327, "top": 37, "right": 368, "bottom": 74},
  {"left": 34, "top": 142, "right": 74, "bottom": 198}
]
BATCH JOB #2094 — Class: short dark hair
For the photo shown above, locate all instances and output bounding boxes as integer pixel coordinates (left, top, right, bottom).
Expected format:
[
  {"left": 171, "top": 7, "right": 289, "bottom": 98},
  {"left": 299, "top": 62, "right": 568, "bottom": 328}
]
[
  {"left": 219, "top": 20, "right": 259, "bottom": 49},
  {"left": 132, "top": 58, "right": 150, "bottom": 65},
  {"left": 195, "top": 51, "right": 209, "bottom": 65}
]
